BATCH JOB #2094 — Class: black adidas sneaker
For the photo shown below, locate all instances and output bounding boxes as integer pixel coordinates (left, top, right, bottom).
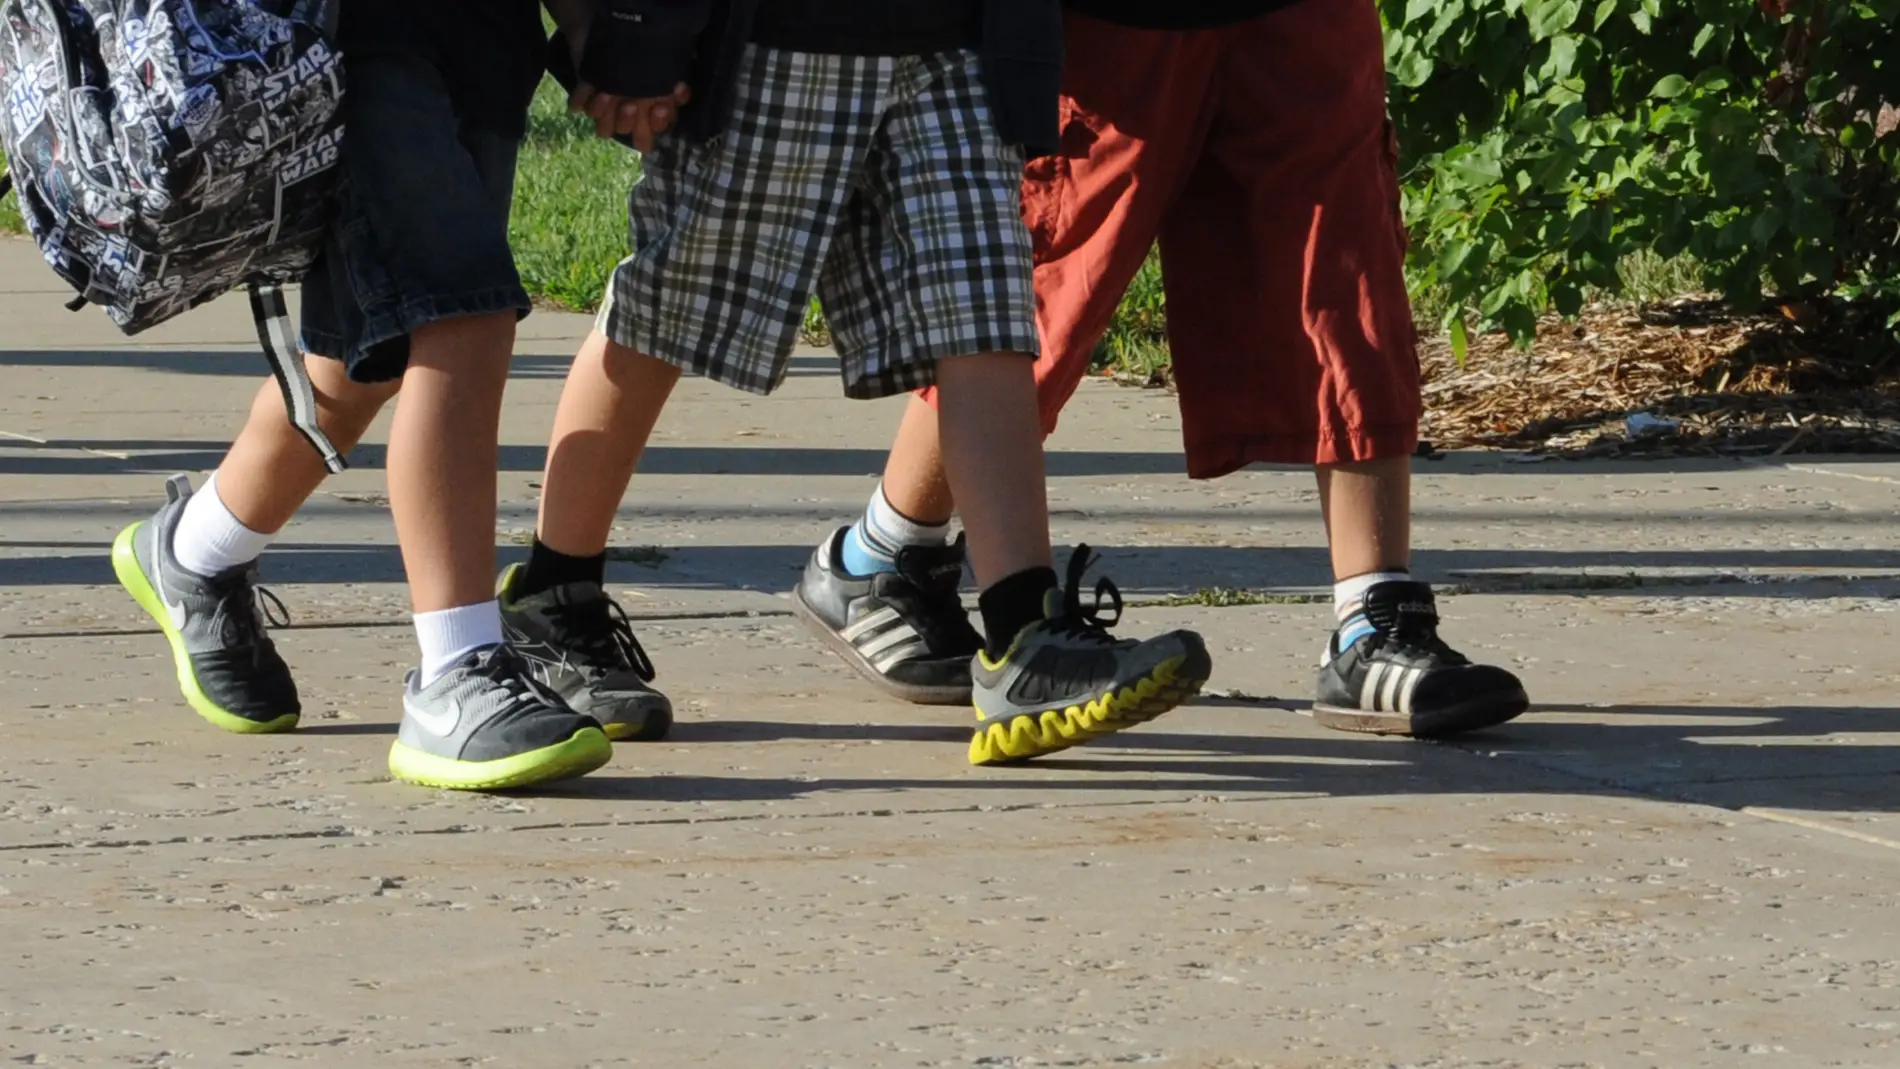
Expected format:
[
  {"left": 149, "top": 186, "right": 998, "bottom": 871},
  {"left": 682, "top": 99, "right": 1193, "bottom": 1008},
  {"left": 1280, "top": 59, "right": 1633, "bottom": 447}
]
[
  {"left": 790, "top": 527, "right": 983, "bottom": 705},
  {"left": 1313, "top": 580, "right": 1528, "bottom": 737}
]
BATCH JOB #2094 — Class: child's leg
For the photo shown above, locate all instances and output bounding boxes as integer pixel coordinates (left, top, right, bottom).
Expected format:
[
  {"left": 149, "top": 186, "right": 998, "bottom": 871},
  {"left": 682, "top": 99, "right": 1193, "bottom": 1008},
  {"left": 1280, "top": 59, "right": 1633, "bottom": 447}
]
[
  {"left": 385, "top": 311, "right": 516, "bottom": 614},
  {"left": 208, "top": 363, "right": 398, "bottom": 541},
  {"left": 513, "top": 45, "right": 894, "bottom": 737},
  {"left": 1156, "top": 0, "right": 1524, "bottom": 737},
  {"left": 531, "top": 329, "right": 681, "bottom": 565},
  {"left": 798, "top": 16, "right": 1213, "bottom": 705},
  {"left": 499, "top": 330, "right": 680, "bottom": 743},
  {"left": 1317, "top": 458, "right": 1412, "bottom": 582},
  {"left": 111, "top": 349, "right": 397, "bottom": 735},
  {"left": 932, "top": 354, "right": 1051, "bottom": 588},
  {"left": 312, "top": 54, "right": 609, "bottom": 787},
  {"left": 806, "top": 49, "right": 1210, "bottom": 763},
  {"left": 833, "top": 397, "right": 955, "bottom": 578}
]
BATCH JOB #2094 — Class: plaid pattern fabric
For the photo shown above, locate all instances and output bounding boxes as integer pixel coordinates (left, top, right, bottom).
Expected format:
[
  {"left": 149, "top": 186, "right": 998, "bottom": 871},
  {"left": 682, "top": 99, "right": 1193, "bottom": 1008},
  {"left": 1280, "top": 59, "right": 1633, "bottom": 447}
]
[{"left": 597, "top": 45, "right": 1039, "bottom": 399}]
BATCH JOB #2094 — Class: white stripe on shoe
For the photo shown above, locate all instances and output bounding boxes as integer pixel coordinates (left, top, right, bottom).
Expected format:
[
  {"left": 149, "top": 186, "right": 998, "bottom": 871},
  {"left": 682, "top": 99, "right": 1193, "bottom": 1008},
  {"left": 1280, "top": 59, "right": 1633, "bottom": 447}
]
[
  {"left": 841, "top": 606, "right": 902, "bottom": 642},
  {"left": 1379, "top": 663, "right": 1406, "bottom": 711},
  {"left": 856, "top": 622, "right": 921, "bottom": 659},
  {"left": 871, "top": 639, "right": 928, "bottom": 674},
  {"left": 1360, "top": 661, "right": 1387, "bottom": 710},
  {"left": 1396, "top": 665, "right": 1424, "bottom": 716},
  {"left": 1359, "top": 661, "right": 1423, "bottom": 713}
]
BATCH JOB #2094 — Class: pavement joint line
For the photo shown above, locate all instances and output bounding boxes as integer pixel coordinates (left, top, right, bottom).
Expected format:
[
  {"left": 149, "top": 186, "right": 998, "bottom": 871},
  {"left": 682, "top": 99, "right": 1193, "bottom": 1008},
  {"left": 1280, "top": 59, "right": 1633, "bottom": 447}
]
[
  {"left": 8, "top": 571, "right": 1898, "bottom": 644},
  {"left": 0, "top": 792, "right": 1337, "bottom": 854},
  {"left": 1738, "top": 807, "right": 1900, "bottom": 852},
  {"left": 1745, "top": 457, "right": 1900, "bottom": 487},
  {"left": 0, "top": 429, "right": 131, "bottom": 459},
  {"left": 1454, "top": 737, "right": 1900, "bottom": 851},
  {"left": 0, "top": 608, "right": 794, "bottom": 640}
]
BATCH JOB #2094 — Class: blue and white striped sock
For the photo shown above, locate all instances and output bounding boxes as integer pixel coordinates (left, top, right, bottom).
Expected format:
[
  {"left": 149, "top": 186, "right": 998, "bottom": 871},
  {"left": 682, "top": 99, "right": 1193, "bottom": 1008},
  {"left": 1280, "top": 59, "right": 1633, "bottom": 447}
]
[{"left": 840, "top": 483, "right": 949, "bottom": 577}]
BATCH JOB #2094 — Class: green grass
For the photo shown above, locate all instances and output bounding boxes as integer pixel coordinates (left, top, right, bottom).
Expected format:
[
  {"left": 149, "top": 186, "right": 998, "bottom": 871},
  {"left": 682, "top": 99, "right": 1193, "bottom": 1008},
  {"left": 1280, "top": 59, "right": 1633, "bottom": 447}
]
[
  {"left": 508, "top": 80, "right": 644, "bottom": 311},
  {"left": 0, "top": 146, "right": 22, "bottom": 234},
  {"left": 1146, "top": 587, "right": 1326, "bottom": 608},
  {"left": 1091, "top": 248, "right": 1170, "bottom": 378}
]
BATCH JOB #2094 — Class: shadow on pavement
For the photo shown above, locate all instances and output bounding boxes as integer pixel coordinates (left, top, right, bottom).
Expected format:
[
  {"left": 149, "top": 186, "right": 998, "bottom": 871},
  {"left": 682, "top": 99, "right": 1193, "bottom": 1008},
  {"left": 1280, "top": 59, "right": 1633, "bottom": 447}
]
[
  {"left": 4, "top": 539, "right": 1898, "bottom": 598},
  {"left": 534, "top": 701, "right": 1900, "bottom": 813},
  {"left": 0, "top": 439, "right": 1189, "bottom": 478}
]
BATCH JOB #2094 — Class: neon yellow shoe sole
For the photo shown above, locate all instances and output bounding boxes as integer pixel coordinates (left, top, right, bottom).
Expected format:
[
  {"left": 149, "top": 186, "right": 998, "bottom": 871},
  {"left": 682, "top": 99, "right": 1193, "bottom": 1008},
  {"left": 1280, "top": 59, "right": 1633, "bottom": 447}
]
[
  {"left": 968, "top": 654, "right": 1208, "bottom": 766},
  {"left": 388, "top": 727, "right": 613, "bottom": 791},
  {"left": 112, "top": 522, "right": 300, "bottom": 735}
]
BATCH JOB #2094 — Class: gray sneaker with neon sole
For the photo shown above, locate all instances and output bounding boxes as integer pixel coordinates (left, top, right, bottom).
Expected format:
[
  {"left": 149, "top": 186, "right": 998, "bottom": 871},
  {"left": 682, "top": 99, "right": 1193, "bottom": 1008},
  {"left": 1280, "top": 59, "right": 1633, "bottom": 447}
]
[
  {"left": 112, "top": 474, "right": 301, "bottom": 734},
  {"left": 388, "top": 644, "right": 613, "bottom": 791}
]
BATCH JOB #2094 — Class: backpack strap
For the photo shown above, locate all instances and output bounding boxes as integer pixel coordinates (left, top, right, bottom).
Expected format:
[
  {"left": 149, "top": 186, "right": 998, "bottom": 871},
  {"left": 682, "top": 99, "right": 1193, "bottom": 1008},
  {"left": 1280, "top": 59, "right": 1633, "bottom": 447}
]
[
  {"left": 7, "top": 174, "right": 347, "bottom": 473},
  {"left": 249, "top": 282, "right": 348, "bottom": 474}
]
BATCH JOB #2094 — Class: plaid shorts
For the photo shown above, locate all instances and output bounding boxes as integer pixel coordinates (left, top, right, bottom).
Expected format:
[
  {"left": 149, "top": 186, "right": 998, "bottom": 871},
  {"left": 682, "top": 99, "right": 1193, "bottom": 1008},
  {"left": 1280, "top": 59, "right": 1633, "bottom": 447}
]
[{"left": 597, "top": 45, "right": 1040, "bottom": 399}]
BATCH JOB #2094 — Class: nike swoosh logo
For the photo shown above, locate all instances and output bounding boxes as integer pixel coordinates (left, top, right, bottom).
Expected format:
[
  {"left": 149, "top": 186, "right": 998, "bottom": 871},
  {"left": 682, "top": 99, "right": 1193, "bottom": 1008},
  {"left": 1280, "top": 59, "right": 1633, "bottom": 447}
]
[
  {"left": 404, "top": 695, "right": 462, "bottom": 737},
  {"left": 152, "top": 525, "right": 189, "bottom": 632}
]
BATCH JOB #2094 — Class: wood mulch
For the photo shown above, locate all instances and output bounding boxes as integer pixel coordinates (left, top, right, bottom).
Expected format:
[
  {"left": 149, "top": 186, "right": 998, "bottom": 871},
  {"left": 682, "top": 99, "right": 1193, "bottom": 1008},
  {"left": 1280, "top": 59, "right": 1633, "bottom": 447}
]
[
  {"left": 1418, "top": 298, "right": 1900, "bottom": 458},
  {"left": 1112, "top": 297, "right": 1900, "bottom": 458}
]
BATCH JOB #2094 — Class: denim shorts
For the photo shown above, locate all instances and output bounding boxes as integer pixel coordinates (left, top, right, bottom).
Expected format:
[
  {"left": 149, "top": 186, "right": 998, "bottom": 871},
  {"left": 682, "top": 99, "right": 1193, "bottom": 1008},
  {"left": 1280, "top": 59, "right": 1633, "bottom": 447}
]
[{"left": 300, "top": 55, "right": 531, "bottom": 384}]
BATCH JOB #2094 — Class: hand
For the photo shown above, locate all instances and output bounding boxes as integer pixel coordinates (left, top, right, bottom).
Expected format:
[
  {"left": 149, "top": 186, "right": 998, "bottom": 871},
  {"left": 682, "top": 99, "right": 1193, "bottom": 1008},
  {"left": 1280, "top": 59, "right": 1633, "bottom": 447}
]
[{"left": 569, "top": 81, "right": 693, "bottom": 152}]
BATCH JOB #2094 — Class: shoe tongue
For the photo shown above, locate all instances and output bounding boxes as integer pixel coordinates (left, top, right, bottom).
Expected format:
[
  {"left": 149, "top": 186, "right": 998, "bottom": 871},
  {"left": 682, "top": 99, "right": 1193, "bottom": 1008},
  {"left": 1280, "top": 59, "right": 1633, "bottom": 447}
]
[
  {"left": 207, "top": 561, "right": 260, "bottom": 587},
  {"left": 1040, "top": 587, "right": 1064, "bottom": 621},
  {"left": 543, "top": 579, "right": 609, "bottom": 610},
  {"left": 1360, "top": 580, "right": 1438, "bottom": 634},
  {"left": 890, "top": 540, "right": 965, "bottom": 594}
]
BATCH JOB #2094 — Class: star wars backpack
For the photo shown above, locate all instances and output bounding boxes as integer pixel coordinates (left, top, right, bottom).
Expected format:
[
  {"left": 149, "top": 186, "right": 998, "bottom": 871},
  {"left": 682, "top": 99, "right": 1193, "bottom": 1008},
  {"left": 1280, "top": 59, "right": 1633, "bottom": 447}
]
[{"left": 0, "top": 0, "right": 347, "bottom": 471}]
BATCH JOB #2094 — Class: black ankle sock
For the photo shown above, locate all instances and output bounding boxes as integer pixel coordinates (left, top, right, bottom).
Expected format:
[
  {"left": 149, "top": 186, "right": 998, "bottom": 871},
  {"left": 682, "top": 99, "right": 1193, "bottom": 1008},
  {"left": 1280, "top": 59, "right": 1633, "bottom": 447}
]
[
  {"left": 520, "top": 539, "right": 607, "bottom": 597},
  {"left": 978, "top": 566, "right": 1059, "bottom": 659}
]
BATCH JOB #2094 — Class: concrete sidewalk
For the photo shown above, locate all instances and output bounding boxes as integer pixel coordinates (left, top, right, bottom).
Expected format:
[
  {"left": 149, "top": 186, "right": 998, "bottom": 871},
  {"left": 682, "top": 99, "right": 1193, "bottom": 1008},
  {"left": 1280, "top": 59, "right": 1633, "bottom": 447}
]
[{"left": 3, "top": 236, "right": 1899, "bottom": 1067}]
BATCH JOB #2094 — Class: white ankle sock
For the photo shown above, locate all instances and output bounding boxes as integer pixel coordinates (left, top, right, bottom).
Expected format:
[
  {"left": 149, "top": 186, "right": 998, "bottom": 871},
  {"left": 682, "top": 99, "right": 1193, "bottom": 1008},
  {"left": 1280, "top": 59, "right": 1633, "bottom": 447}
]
[
  {"left": 414, "top": 601, "right": 505, "bottom": 687},
  {"left": 841, "top": 482, "right": 950, "bottom": 575},
  {"left": 172, "top": 474, "right": 276, "bottom": 577},
  {"left": 1332, "top": 570, "right": 1412, "bottom": 622}
]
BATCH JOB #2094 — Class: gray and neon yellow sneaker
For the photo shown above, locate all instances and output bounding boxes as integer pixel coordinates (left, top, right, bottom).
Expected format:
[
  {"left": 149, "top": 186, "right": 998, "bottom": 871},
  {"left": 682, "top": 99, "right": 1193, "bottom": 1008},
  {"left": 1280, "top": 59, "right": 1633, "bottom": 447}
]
[
  {"left": 111, "top": 474, "right": 300, "bottom": 734},
  {"left": 497, "top": 564, "right": 673, "bottom": 742},
  {"left": 968, "top": 548, "right": 1212, "bottom": 766},
  {"left": 388, "top": 644, "right": 613, "bottom": 791}
]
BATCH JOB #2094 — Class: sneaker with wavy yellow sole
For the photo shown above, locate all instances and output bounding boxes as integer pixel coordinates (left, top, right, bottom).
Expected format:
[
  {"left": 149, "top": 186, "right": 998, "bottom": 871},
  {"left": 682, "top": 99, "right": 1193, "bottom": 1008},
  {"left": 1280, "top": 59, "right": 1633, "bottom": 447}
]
[{"left": 967, "top": 548, "right": 1212, "bottom": 766}]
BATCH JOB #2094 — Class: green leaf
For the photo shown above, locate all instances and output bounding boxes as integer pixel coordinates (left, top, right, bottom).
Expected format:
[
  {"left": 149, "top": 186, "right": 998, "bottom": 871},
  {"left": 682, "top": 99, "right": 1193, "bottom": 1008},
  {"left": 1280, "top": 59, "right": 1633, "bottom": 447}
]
[
  {"left": 1691, "top": 23, "right": 1717, "bottom": 57},
  {"left": 1540, "top": 34, "right": 1579, "bottom": 80},
  {"left": 1650, "top": 74, "right": 1690, "bottom": 99},
  {"left": 1525, "top": 0, "right": 1583, "bottom": 40}
]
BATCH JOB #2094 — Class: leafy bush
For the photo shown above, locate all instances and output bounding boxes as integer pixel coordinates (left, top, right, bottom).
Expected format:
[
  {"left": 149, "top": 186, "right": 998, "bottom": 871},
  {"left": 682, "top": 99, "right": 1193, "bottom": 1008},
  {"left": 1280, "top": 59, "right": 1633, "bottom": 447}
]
[
  {"left": 0, "top": 147, "right": 21, "bottom": 234},
  {"left": 1386, "top": 0, "right": 1900, "bottom": 355}
]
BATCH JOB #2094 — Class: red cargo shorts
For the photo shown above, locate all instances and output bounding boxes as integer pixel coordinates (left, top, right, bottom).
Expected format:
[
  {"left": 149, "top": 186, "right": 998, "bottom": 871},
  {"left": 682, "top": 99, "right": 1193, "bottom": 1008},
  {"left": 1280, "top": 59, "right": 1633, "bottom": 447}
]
[{"left": 919, "top": 0, "right": 1420, "bottom": 479}]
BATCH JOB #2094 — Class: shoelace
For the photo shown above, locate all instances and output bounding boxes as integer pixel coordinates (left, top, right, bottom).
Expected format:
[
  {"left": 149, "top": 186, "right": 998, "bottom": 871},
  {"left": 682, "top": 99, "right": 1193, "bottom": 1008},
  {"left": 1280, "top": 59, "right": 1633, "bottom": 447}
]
[
  {"left": 210, "top": 571, "right": 290, "bottom": 669},
  {"left": 548, "top": 594, "right": 658, "bottom": 681},
  {"left": 1049, "top": 544, "right": 1124, "bottom": 644},
  {"left": 1362, "top": 612, "right": 1469, "bottom": 667},
  {"left": 471, "top": 645, "right": 571, "bottom": 711}
]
